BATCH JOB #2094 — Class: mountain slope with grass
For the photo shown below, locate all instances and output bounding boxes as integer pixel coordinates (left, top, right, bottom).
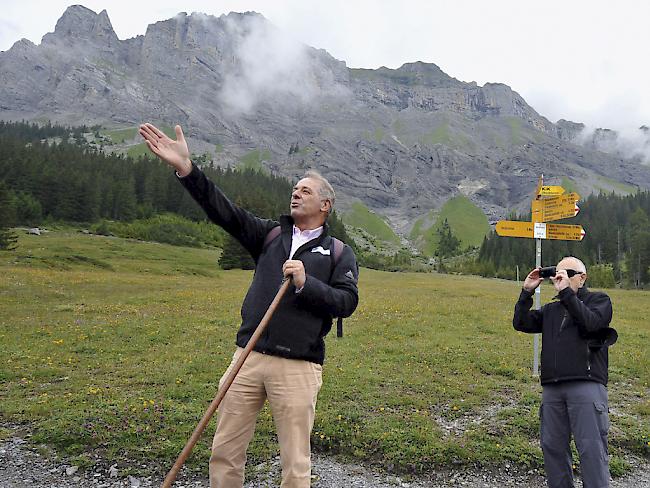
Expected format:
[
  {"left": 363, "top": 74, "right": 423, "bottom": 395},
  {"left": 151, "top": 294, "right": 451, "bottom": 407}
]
[{"left": 410, "top": 195, "right": 490, "bottom": 256}]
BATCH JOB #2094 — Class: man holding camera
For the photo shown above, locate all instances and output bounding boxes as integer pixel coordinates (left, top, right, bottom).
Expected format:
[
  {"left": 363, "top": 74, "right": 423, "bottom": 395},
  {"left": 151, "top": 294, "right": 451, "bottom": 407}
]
[{"left": 513, "top": 256, "right": 616, "bottom": 488}]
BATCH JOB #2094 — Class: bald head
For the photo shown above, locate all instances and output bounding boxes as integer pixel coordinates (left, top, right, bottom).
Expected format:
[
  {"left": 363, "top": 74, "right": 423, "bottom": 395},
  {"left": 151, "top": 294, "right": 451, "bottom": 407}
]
[{"left": 558, "top": 256, "right": 586, "bottom": 274}]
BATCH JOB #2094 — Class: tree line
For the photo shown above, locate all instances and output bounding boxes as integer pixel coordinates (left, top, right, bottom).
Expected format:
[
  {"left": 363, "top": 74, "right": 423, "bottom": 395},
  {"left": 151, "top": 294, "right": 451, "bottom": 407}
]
[
  {"left": 0, "top": 121, "right": 354, "bottom": 268},
  {"left": 3, "top": 120, "right": 648, "bottom": 284}
]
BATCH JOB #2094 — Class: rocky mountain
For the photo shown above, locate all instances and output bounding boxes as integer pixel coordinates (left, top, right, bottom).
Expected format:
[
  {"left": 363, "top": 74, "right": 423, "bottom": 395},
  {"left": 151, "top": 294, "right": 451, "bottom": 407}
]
[{"left": 2, "top": 5, "right": 649, "bottom": 237}]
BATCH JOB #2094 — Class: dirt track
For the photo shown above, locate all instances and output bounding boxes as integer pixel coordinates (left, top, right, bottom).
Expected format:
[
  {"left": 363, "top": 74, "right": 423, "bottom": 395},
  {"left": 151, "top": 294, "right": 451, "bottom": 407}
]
[{"left": 2, "top": 432, "right": 649, "bottom": 488}]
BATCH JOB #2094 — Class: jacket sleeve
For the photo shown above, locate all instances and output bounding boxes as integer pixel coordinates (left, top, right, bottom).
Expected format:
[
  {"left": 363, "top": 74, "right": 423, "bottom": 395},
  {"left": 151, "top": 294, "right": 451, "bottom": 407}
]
[
  {"left": 178, "top": 164, "right": 276, "bottom": 258},
  {"left": 513, "top": 288, "right": 543, "bottom": 333},
  {"left": 559, "top": 288, "right": 612, "bottom": 335},
  {"left": 296, "top": 244, "right": 359, "bottom": 318}
]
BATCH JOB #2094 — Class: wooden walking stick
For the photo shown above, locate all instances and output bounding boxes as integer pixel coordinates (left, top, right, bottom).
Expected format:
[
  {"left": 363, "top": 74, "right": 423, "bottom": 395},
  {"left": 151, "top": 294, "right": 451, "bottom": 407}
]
[{"left": 160, "top": 278, "right": 292, "bottom": 488}]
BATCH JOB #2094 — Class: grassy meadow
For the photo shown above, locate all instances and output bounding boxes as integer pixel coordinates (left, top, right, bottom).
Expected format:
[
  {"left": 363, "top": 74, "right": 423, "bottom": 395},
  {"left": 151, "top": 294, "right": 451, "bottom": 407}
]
[{"left": 0, "top": 230, "right": 648, "bottom": 478}]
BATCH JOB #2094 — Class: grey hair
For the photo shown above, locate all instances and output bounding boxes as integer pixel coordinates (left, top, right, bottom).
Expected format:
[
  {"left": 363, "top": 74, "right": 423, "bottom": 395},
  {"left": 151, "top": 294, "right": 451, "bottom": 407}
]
[{"left": 303, "top": 170, "right": 336, "bottom": 213}]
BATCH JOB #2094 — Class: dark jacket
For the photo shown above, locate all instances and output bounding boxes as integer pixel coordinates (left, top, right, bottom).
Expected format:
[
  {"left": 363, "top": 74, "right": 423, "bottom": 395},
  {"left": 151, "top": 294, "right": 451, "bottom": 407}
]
[
  {"left": 179, "top": 164, "right": 359, "bottom": 364},
  {"left": 513, "top": 286, "right": 615, "bottom": 385}
]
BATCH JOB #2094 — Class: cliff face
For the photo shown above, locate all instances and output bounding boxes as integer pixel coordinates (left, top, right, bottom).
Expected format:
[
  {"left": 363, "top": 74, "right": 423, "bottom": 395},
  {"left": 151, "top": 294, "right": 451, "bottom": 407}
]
[{"left": 2, "top": 5, "right": 649, "bottom": 231}]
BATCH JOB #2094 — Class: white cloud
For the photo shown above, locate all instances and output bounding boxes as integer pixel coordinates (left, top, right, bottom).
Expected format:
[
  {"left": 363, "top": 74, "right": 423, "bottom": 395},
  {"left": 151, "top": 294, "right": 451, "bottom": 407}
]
[
  {"left": 575, "top": 125, "right": 650, "bottom": 164},
  {"left": 217, "top": 14, "right": 316, "bottom": 114}
]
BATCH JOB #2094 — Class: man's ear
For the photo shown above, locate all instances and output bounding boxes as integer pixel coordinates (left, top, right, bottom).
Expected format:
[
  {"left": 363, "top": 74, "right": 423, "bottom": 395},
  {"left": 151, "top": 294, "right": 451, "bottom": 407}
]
[{"left": 320, "top": 199, "right": 331, "bottom": 214}]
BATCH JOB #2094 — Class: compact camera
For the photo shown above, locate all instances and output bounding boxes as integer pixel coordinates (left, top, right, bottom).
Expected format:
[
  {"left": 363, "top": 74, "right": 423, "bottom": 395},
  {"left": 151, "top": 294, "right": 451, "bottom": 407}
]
[{"left": 539, "top": 266, "right": 556, "bottom": 278}]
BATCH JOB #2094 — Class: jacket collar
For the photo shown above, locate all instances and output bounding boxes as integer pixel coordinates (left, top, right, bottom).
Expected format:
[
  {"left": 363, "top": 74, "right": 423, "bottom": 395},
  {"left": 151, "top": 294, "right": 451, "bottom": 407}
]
[
  {"left": 279, "top": 215, "right": 330, "bottom": 257},
  {"left": 280, "top": 215, "right": 329, "bottom": 235},
  {"left": 577, "top": 286, "right": 589, "bottom": 300},
  {"left": 553, "top": 286, "right": 589, "bottom": 301}
]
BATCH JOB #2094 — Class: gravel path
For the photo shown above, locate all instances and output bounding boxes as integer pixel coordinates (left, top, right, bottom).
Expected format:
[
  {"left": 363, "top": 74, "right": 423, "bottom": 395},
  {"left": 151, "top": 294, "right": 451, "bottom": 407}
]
[{"left": 1, "top": 433, "right": 648, "bottom": 488}]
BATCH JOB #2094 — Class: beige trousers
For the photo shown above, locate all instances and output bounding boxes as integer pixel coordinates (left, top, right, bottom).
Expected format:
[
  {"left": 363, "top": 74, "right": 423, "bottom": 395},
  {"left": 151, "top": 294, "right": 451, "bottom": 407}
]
[{"left": 209, "top": 348, "right": 323, "bottom": 488}]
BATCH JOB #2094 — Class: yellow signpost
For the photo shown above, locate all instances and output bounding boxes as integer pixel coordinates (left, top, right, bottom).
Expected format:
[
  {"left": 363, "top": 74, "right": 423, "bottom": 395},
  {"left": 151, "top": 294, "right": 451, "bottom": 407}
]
[
  {"left": 544, "top": 223, "right": 585, "bottom": 241},
  {"left": 495, "top": 176, "right": 586, "bottom": 376},
  {"left": 531, "top": 192, "right": 580, "bottom": 223},
  {"left": 496, "top": 220, "right": 585, "bottom": 240},
  {"left": 534, "top": 222, "right": 585, "bottom": 241},
  {"left": 538, "top": 185, "right": 565, "bottom": 196},
  {"left": 495, "top": 220, "right": 534, "bottom": 238}
]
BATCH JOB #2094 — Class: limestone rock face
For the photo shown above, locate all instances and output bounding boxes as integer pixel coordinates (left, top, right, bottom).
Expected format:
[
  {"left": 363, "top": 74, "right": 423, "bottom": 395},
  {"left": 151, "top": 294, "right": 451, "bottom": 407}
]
[{"left": 1, "top": 5, "right": 649, "bottom": 232}]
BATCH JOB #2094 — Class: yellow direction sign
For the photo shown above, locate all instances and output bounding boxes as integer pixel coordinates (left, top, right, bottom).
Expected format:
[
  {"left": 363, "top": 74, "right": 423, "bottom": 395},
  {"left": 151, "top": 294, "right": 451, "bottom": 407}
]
[
  {"left": 496, "top": 221, "right": 585, "bottom": 241},
  {"left": 545, "top": 191, "right": 580, "bottom": 203},
  {"left": 532, "top": 192, "right": 580, "bottom": 222},
  {"left": 539, "top": 185, "right": 565, "bottom": 196},
  {"left": 532, "top": 195, "right": 580, "bottom": 222},
  {"left": 535, "top": 222, "right": 586, "bottom": 241},
  {"left": 542, "top": 204, "right": 579, "bottom": 222},
  {"left": 495, "top": 220, "right": 535, "bottom": 238},
  {"left": 547, "top": 223, "right": 585, "bottom": 241}
]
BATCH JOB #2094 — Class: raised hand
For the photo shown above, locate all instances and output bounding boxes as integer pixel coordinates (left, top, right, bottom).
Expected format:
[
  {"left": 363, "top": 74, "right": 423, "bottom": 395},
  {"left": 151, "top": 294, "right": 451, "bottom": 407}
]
[
  {"left": 523, "top": 268, "right": 543, "bottom": 292},
  {"left": 139, "top": 123, "right": 192, "bottom": 176},
  {"left": 551, "top": 269, "right": 570, "bottom": 292}
]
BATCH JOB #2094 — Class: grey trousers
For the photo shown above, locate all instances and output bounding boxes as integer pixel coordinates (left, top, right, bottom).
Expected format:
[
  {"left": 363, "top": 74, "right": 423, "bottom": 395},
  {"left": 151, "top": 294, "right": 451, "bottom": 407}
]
[{"left": 540, "top": 381, "right": 610, "bottom": 488}]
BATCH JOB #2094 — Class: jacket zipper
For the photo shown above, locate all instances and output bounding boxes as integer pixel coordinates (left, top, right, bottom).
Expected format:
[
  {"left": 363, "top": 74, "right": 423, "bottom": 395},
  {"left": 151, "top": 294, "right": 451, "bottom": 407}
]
[
  {"left": 559, "top": 311, "right": 568, "bottom": 332},
  {"left": 553, "top": 311, "right": 568, "bottom": 381}
]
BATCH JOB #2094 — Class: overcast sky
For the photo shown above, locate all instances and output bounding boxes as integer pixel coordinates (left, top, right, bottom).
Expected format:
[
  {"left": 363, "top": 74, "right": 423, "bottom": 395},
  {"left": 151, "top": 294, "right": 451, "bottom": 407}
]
[{"left": 1, "top": 0, "right": 648, "bottom": 132}]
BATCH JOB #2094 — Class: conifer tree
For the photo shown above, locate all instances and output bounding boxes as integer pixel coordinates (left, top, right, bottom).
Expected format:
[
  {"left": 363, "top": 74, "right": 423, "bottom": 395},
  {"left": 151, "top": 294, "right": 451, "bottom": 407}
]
[
  {"left": 218, "top": 234, "right": 255, "bottom": 270},
  {"left": 436, "top": 219, "right": 460, "bottom": 258},
  {"left": 0, "top": 182, "right": 17, "bottom": 251}
]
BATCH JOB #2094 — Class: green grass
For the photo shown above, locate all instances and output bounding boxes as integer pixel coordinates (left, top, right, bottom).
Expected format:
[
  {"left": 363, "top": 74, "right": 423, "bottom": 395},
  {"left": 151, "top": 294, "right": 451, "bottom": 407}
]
[
  {"left": 349, "top": 68, "right": 418, "bottom": 85},
  {"left": 412, "top": 196, "right": 490, "bottom": 256},
  {"left": 418, "top": 122, "right": 476, "bottom": 152},
  {"left": 101, "top": 127, "right": 139, "bottom": 143},
  {"left": 595, "top": 176, "right": 638, "bottom": 195},
  {"left": 237, "top": 150, "right": 271, "bottom": 172},
  {"left": 102, "top": 126, "right": 175, "bottom": 158},
  {"left": 126, "top": 143, "right": 151, "bottom": 159},
  {"left": 506, "top": 117, "right": 523, "bottom": 145},
  {"left": 562, "top": 175, "right": 636, "bottom": 198},
  {"left": 422, "top": 123, "right": 452, "bottom": 146},
  {"left": 103, "top": 126, "right": 175, "bottom": 146},
  {"left": 561, "top": 177, "right": 579, "bottom": 194},
  {"left": 374, "top": 127, "right": 385, "bottom": 143},
  {"left": 343, "top": 202, "right": 400, "bottom": 244},
  {"left": 1, "top": 231, "right": 647, "bottom": 478},
  {"left": 409, "top": 214, "right": 428, "bottom": 242},
  {"left": 392, "top": 119, "right": 404, "bottom": 134},
  {"left": 362, "top": 128, "right": 385, "bottom": 144},
  {"left": 437, "top": 196, "right": 490, "bottom": 247},
  {"left": 3, "top": 230, "right": 220, "bottom": 276}
]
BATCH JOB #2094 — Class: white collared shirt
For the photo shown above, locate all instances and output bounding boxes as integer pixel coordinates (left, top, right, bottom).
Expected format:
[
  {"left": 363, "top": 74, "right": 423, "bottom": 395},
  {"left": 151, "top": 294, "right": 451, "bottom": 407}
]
[{"left": 289, "top": 225, "right": 323, "bottom": 259}]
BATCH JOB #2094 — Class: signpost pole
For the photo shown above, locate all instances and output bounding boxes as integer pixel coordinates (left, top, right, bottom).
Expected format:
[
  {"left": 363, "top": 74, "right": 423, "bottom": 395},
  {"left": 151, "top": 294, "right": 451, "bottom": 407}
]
[{"left": 533, "top": 237, "right": 542, "bottom": 376}]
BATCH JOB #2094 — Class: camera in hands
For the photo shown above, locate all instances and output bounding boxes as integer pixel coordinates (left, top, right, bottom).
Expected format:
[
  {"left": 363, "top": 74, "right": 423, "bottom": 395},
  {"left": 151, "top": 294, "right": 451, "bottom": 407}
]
[{"left": 539, "top": 266, "right": 556, "bottom": 278}]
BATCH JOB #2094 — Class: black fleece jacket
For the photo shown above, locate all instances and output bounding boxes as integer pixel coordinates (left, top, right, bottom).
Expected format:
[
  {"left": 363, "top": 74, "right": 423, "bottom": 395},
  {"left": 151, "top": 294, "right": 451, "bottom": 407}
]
[
  {"left": 179, "top": 164, "right": 359, "bottom": 364},
  {"left": 513, "top": 286, "right": 615, "bottom": 385}
]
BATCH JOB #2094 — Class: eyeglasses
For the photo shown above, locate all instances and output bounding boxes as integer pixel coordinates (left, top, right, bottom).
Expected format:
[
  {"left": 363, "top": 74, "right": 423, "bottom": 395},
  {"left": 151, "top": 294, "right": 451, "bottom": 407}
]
[{"left": 564, "top": 269, "right": 584, "bottom": 278}]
